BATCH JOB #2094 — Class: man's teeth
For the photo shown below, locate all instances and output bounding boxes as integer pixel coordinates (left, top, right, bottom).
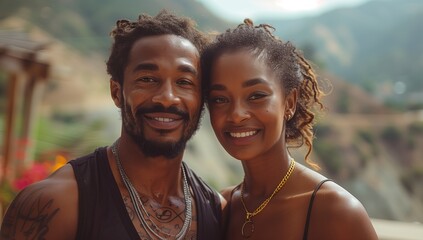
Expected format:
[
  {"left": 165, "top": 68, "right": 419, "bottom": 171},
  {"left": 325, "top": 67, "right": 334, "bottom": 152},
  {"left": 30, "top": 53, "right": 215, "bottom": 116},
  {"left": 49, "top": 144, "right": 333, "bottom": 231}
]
[
  {"left": 154, "top": 117, "right": 174, "bottom": 122},
  {"left": 229, "top": 131, "right": 257, "bottom": 138}
]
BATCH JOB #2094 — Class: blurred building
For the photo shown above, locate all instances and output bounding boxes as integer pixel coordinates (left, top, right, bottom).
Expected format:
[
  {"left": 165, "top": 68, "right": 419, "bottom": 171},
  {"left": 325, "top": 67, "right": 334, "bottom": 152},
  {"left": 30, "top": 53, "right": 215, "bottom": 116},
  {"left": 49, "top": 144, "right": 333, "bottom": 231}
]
[{"left": 0, "top": 31, "right": 50, "bottom": 183}]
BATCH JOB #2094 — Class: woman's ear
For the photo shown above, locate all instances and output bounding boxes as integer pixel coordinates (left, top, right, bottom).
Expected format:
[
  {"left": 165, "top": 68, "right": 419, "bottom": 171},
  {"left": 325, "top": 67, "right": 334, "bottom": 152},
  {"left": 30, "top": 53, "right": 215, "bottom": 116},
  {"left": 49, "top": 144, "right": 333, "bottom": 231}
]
[
  {"left": 284, "top": 89, "right": 297, "bottom": 121},
  {"left": 110, "top": 79, "right": 122, "bottom": 108}
]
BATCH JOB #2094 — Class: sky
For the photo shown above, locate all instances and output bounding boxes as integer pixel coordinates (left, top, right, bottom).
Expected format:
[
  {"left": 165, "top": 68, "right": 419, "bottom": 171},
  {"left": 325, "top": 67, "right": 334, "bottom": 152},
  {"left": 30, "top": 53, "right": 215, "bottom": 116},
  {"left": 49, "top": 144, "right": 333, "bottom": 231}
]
[{"left": 197, "top": 0, "right": 371, "bottom": 21}]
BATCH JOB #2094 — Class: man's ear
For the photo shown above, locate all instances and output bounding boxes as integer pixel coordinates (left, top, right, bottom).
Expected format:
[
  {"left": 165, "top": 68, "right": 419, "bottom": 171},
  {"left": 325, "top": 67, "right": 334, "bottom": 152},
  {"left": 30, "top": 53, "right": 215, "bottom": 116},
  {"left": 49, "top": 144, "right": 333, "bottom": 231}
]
[
  {"left": 285, "top": 89, "right": 297, "bottom": 120},
  {"left": 110, "top": 79, "right": 122, "bottom": 108}
]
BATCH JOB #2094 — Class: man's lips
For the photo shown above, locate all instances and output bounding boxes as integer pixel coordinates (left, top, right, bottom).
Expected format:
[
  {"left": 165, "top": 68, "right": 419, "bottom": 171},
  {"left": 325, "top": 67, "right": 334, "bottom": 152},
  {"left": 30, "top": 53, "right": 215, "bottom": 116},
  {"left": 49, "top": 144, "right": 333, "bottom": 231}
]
[{"left": 143, "top": 112, "right": 184, "bottom": 130}]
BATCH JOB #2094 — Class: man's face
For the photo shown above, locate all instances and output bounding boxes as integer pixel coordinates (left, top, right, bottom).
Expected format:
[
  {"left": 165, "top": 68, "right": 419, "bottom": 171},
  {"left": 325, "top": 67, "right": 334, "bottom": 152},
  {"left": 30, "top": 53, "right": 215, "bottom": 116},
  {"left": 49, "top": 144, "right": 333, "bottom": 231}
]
[{"left": 119, "top": 34, "right": 202, "bottom": 158}]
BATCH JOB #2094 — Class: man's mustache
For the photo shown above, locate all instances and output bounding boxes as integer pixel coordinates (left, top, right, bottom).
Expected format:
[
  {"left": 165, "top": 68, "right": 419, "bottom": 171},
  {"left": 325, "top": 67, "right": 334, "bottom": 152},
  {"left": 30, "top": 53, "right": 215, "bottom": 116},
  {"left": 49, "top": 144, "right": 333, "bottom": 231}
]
[{"left": 135, "top": 104, "right": 189, "bottom": 120}]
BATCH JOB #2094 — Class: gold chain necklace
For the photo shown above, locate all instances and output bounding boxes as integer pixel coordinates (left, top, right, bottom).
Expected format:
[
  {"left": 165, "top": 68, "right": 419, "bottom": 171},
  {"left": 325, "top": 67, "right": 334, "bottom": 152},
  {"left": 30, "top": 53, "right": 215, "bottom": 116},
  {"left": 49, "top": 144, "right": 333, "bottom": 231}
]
[{"left": 240, "top": 160, "right": 296, "bottom": 238}]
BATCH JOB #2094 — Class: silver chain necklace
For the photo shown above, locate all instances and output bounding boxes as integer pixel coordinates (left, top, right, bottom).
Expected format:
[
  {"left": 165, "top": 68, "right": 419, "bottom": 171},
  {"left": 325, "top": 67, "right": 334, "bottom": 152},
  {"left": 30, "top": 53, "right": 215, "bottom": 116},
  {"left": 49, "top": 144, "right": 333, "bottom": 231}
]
[{"left": 111, "top": 140, "right": 192, "bottom": 240}]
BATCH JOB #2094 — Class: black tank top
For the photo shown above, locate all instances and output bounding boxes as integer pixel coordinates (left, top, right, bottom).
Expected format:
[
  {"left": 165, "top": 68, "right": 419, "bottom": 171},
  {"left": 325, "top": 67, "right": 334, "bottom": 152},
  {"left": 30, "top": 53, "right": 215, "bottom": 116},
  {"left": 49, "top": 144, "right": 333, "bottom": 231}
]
[{"left": 69, "top": 147, "right": 222, "bottom": 240}]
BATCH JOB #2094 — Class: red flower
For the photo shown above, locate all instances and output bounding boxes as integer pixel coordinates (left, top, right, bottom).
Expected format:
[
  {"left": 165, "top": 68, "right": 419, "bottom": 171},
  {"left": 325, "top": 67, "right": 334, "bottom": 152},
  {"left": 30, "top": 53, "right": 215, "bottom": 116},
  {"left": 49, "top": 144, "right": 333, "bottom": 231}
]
[{"left": 12, "top": 163, "right": 50, "bottom": 190}]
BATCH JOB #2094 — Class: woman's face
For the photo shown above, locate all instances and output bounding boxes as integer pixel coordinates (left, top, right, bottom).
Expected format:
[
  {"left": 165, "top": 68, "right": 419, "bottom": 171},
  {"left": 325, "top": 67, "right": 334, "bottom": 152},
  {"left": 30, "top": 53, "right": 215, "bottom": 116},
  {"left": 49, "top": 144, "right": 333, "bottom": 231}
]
[{"left": 208, "top": 49, "right": 293, "bottom": 161}]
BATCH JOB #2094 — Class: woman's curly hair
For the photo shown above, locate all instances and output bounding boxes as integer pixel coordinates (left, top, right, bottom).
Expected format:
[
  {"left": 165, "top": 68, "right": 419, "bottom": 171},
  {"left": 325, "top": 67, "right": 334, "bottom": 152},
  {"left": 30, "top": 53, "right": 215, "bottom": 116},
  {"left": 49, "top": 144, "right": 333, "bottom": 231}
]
[
  {"left": 201, "top": 19, "right": 325, "bottom": 169},
  {"left": 106, "top": 10, "right": 210, "bottom": 85}
]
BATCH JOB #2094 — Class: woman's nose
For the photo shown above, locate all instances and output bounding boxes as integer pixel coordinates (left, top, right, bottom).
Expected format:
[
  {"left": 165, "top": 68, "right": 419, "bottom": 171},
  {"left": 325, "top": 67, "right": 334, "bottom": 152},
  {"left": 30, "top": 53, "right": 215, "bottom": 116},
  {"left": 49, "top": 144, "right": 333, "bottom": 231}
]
[{"left": 227, "top": 100, "right": 250, "bottom": 124}]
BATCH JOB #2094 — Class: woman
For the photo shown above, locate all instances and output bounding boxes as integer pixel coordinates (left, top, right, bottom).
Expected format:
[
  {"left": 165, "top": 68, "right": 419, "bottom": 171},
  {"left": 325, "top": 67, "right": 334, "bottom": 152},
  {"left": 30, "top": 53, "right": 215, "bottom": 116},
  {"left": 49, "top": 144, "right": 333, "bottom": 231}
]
[{"left": 201, "top": 19, "right": 378, "bottom": 240}]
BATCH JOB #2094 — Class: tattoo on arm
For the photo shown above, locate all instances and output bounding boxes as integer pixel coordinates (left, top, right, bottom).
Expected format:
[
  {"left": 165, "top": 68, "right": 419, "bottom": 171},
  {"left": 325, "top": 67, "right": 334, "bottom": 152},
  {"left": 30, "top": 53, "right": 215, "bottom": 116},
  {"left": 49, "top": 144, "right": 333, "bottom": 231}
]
[{"left": 0, "top": 185, "right": 60, "bottom": 239}]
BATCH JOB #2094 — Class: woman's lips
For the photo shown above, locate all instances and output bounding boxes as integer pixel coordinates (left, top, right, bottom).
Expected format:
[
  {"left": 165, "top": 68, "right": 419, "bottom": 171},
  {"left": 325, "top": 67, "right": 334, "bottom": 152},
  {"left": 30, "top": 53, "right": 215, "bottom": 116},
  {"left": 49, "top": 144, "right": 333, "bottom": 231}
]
[{"left": 225, "top": 129, "right": 260, "bottom": 145}]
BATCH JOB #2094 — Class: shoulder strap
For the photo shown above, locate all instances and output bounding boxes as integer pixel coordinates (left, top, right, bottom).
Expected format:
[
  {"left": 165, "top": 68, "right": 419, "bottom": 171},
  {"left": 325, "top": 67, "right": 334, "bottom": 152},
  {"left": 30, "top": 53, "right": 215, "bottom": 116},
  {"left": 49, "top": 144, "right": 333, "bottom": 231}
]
[{"left": 303, "top": 179, "right": 332, "bottom": 240}]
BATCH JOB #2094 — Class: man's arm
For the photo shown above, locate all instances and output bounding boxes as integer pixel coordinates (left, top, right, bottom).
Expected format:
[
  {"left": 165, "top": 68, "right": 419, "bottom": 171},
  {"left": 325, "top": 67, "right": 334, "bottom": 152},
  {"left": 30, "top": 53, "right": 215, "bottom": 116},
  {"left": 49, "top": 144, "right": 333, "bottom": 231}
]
[{"left": 0, "top": 164, "right": 78, "bottom": 240}]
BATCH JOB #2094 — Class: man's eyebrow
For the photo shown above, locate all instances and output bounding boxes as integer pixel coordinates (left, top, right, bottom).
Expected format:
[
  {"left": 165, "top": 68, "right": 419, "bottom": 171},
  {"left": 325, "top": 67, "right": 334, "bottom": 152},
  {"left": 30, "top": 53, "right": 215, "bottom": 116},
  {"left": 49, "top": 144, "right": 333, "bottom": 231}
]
[
  {"left": 132, "top": 63, "right": 158, "bottom": 73},
  {"left": 132, "top": 63, "right": 198, "bottom": 76},
  {"left": 178, "top": 64, "right": 198, "bottom": 76},
  {"left": 242, "top": 78, "right": 266, "bottom": 88}
]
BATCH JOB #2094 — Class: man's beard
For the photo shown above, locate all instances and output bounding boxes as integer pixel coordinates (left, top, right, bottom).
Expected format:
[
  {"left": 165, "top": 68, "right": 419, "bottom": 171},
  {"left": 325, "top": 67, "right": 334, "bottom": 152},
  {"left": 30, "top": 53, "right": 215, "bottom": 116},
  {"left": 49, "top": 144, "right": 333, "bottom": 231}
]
[{"left": 120, "top": 101, "right": 201, "bottom": 159}]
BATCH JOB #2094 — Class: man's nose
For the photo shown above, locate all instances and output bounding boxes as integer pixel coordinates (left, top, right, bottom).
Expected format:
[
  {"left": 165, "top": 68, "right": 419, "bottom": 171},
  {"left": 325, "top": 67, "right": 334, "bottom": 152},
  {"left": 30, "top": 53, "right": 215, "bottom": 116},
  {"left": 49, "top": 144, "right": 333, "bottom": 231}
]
[{"left": 151, "top": 81, "right": 181, "bottom": 107}]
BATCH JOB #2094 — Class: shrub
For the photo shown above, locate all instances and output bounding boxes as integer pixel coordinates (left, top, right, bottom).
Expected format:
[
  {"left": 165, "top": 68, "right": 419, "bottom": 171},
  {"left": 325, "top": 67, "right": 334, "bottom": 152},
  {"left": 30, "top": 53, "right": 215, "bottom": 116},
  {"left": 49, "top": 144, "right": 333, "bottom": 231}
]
[
  {"left": 380, "top": 125, "right": 402, "bottom": 143},
  {"left": 408, "top": 122, "right": 423, "bottom": 135},
  {"left": 314, "top": 140, "right": 343, "bottom": 176}
]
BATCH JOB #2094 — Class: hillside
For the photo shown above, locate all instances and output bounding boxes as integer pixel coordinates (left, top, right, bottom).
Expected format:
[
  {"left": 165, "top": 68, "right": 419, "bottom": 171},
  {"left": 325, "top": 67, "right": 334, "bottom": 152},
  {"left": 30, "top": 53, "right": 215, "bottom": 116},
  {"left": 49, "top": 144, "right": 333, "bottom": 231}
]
[
  {"left": 258, "top": 0, "right": 423, "bottom": 107},
  {"left": 2, "top": 0, "right": 422, "bottom": 108},
  {"left": 319, "top": 72, "right": 392, "bottom": 114}
]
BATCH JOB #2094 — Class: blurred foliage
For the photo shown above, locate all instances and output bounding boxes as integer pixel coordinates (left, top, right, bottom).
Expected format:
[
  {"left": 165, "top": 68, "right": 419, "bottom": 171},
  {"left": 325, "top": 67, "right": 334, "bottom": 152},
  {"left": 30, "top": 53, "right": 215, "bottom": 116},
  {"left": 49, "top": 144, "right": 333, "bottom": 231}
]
[
  {"left": 34, "top": 112, "right": 112, "bottom": 158},
  {"left": 0, "top": 154, "right": 67, "bottom": 213},
  {"left": 0, "top": 71, "right": 6, "bottom": 112},
  {"left": 314, "top": 123, "right": 333, "bottom": 138},
  {"left": 313, "top": 139, "right": 343, "bottom": 175},
  {"left": 357, "top": 130, "right": 379, "bottom": 157},
  {"left": 0, "top": 181, "right": 15, "bottom": 211},
  {"left": 380, "top": 125, "right": 402, "bottom": 144},
  {"left": 408, "top": 121, "right": 423, "bottom": 135},
  {"left": 336, "top": 90, "right": 350, "bottom": 113},
  {"left": 406, "top": 135, "right": 416, "bottom": 150},
  {"left": 300, "top": 42, "right": 326, "bottom": 69},
  {"left": 351, "top": 142, "right": 368, "bottom": 170},
  {"left": 357, "top": 130, "right": 374, "bottom": 145},
  {"left": 401, "top": 167, "right": 423, "bottom": 194},
  {"left": 0, "top": 110, "right": 112, "bottom": 210}
]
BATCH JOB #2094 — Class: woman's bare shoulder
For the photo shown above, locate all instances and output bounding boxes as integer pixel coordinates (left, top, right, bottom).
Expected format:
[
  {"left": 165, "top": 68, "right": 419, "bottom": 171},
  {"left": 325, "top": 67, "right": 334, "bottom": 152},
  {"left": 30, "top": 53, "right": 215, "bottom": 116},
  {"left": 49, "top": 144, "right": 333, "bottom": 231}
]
[{"left": 309, "top": 181, "right": 378, "bottom": 239}]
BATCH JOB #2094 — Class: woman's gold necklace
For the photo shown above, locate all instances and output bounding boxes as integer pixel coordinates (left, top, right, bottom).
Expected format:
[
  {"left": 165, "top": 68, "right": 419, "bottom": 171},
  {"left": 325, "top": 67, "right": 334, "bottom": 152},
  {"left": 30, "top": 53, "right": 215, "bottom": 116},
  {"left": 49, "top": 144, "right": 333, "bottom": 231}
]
[{"left": 240, "top": 160, "right": 296, "bottom": 238}]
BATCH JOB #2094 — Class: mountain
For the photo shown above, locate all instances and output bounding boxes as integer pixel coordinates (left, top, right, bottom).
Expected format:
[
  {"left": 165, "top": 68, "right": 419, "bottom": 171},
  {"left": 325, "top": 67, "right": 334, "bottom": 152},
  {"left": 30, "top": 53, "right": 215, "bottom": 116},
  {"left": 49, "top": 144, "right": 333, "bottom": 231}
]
[
  {"left": 2, "top": 0, "right": 422, "bottom": 107},
  {"left": 0, "top": 0, "right": 230, "bottom": 53},
  {"left": 258, "top": 0, "right": 423, "bottom": 106}
]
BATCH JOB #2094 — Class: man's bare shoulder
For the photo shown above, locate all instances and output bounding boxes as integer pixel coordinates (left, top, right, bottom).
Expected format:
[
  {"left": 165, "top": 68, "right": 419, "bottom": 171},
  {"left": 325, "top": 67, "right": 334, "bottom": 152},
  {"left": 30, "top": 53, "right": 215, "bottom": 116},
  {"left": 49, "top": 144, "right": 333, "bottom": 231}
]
[{"left": 0, "top": 164, "right": 78, "bottom": 240}]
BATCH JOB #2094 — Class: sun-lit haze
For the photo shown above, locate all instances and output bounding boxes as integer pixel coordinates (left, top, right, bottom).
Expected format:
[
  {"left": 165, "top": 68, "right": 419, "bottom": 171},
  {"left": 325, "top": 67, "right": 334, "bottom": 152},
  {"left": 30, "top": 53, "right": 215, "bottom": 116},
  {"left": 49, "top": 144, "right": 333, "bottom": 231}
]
[{"left": 197, "top": 0, "right": 371, "bottom": 21}]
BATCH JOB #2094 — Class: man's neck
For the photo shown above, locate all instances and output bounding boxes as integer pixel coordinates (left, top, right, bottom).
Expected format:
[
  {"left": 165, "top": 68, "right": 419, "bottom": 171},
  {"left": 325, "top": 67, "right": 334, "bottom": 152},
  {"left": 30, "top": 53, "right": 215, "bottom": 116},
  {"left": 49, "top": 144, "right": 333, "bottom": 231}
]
[{"left": 110, "top": 136, "right": 186, "bottom": 204}]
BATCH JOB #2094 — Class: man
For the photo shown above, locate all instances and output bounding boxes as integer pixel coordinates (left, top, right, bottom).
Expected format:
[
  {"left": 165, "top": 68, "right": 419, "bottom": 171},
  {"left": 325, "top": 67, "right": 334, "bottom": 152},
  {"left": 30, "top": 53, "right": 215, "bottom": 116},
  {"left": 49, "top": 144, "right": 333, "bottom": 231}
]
[{"left": 0, "top": 10, "right": 223, "bottom": 240}]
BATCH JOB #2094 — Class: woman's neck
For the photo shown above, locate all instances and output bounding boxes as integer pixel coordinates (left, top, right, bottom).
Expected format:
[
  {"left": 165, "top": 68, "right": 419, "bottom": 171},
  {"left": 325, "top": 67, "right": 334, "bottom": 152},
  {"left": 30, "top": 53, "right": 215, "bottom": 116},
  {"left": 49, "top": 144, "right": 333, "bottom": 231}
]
[{"left": 241, "top": 151, "right": 293, "bottom": 197}]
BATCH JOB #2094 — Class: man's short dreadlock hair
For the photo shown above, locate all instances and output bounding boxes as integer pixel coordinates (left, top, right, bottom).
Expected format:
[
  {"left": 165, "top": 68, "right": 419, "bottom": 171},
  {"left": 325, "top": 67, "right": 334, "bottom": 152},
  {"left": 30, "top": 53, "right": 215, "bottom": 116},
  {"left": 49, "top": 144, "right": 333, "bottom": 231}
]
[
  {"left": 201, "top": 19, "right": 326, "bottom": 170},
  {"left": 106, "top": 10, "right": 209, "bottom": 85}
]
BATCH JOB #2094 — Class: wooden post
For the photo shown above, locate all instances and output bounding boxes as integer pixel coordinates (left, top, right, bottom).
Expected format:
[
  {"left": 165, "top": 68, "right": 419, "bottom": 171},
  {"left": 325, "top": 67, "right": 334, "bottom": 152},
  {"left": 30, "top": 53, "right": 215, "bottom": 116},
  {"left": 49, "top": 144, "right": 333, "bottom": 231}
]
[
  {"left": 21, "top": 77, "right": 45, "bottom": 167},
  {"left": 1, "top": 71, "right": 25, "bottom": 183}
]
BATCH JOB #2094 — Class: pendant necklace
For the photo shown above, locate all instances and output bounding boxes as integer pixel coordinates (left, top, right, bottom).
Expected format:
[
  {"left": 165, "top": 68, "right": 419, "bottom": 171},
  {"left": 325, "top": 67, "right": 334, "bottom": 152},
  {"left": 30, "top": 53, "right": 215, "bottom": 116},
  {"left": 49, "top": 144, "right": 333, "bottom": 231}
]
[
  {"left": 240, "top": 160, "right": 296, "bottom": 238},
  {"left": 111, "top": 140, "right": 192, "bottom": 240}
]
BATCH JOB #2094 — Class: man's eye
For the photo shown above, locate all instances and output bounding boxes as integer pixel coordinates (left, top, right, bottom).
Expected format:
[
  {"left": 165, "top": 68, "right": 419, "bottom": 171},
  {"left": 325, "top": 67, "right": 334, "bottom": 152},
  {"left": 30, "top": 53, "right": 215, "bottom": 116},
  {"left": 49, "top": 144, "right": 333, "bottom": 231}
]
[
  {"left": 138, "top": 77, "right": 156, "bottom": 83},
  {"left": 177, "top": 79, "right": 193, "bottom": 86}
]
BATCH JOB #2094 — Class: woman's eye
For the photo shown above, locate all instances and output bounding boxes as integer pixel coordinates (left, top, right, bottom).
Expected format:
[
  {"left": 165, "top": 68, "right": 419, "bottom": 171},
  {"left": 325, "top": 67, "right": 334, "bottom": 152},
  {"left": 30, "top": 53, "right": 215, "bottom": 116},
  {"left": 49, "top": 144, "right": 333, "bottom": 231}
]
[
  {"left": 210, "top": 96, "right": 228, "bottom": 104},
  {"left": 249, "top": 92, "right": 268, "bottom": 100}
]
